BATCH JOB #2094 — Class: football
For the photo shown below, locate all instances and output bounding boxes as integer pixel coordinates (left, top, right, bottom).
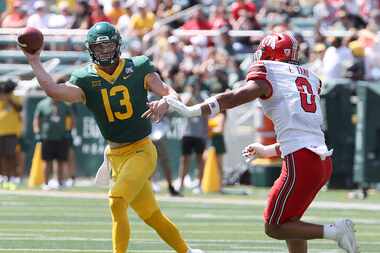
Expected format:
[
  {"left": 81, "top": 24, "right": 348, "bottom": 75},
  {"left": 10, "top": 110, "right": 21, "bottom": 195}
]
[{"left": 17, "top": 27, "right": 44, "bottom": 54}]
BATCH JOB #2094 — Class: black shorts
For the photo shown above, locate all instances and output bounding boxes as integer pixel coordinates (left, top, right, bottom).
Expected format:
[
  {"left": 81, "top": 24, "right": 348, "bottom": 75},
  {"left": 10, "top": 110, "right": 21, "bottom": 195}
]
[
  {"left": 41, "top": 140, "right": 69, "bottom": 161},
  {"left": 181, "top": 136, "right": 206, "bottom": 155},
  {"left": 211, "top": 134, "right": 226, "bottom": 154},
  {"left": 0, "top": 135, "right": 18, "bottom": 156}
]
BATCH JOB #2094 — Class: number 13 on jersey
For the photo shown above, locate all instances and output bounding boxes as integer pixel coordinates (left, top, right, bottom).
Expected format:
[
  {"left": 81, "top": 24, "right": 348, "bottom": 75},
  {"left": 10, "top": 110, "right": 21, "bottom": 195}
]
[{"left": 101, "top": 85, "right": 134, "bottom": 122}]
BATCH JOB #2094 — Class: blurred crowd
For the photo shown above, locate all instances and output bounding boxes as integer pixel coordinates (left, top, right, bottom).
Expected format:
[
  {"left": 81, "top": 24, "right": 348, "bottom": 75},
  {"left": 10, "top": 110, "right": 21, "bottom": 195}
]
[
  {"left": 1, "top": 0, "right": 380, "bottom": 192},
  {"left": 1, "top": 0, "right": 380, "bottom": 86}
]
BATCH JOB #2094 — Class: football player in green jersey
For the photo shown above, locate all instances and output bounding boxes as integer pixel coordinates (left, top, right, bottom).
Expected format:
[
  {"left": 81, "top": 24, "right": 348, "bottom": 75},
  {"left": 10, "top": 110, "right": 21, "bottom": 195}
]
[{"left": 20, "top": 22, "right": 204, "bottom": 253}]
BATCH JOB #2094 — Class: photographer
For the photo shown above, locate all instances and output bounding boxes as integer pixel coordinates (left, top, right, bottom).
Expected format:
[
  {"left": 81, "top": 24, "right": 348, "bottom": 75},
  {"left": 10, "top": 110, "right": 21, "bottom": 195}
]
[{"left": 0, "top": 79, "right": 22, "bottom": 190}]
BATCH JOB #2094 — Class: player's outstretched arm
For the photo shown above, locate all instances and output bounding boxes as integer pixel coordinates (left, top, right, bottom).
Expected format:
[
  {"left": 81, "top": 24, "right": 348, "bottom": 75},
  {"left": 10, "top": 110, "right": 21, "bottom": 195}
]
[
  {"left": 21, "top": 49, "right": 85, "bottom": 103},
  {"left": 161, "top": 79, "right": 271, "bottom": 118}
]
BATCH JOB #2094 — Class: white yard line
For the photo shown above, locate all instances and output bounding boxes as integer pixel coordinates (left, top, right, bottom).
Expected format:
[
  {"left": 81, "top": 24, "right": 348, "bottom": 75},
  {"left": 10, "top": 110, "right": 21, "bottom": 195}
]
[
  {"left": 1, "top": 189, "right": 380, "bottom": 211},
  {"left": 0, "top": 229, "right": 379, "bottom": 237},
  {"left": 0, "top": 237, "right": 378, "bottom": 246}
]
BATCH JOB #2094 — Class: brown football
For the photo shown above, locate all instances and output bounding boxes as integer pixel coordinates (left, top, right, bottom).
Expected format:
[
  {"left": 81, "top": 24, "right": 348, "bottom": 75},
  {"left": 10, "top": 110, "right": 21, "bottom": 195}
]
[{"left": 17, "top": 27, "right": 44, "bottom": 54}]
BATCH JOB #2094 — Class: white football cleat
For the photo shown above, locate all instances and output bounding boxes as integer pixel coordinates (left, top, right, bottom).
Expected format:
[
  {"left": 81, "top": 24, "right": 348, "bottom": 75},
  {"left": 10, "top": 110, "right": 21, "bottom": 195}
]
[
  {"left": 187, "top": 249, "right": 205, "bottom": 253},
  {"left": 335, "top": 219, "right": 359, "bottom": 253}
]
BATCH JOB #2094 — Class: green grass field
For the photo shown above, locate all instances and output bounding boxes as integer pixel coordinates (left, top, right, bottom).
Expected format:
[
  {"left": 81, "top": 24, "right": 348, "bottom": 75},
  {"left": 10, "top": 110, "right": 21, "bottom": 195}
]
[{"left": 0, "top": 186, "right": 379, "bottom": 253}]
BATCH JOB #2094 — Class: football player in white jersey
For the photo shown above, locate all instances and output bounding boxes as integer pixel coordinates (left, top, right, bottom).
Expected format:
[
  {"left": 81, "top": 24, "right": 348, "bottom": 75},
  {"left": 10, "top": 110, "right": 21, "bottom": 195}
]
[{"left": 143, "top": 32, "right": 358, "bottom": 253}]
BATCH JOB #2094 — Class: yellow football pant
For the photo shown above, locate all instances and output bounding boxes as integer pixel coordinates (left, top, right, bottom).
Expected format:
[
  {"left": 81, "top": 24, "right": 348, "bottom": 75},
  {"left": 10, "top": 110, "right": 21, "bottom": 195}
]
[{"left": 107, "top": 138, "right": 189, "bottom": 253}]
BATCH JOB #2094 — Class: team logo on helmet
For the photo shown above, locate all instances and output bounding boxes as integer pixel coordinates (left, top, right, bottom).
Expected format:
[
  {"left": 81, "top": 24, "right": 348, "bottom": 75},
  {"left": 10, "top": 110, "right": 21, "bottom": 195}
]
[
  {"left": 261, "top": 35, "right": 276, "bottom": 49},
  {"left": 253, "top": 32, "right": 299, "bottom": 64}
]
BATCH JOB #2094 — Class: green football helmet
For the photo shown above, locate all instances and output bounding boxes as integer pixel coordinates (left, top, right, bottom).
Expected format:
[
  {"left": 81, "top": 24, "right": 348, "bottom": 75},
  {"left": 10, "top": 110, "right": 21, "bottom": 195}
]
[{"left": 85, "top": 22, "right": 122, "bottom": 66}]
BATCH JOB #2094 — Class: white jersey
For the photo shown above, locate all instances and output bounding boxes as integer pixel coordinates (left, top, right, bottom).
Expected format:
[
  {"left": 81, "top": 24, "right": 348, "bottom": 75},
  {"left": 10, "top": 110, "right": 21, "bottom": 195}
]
[{"left": 246, "top": 60, "right": 332, "bottom": 157}]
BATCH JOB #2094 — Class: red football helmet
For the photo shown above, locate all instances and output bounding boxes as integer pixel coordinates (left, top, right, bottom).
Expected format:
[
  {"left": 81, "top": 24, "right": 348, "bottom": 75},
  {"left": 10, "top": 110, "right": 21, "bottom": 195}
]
[{"left": 253, "top": 32, "right": 299, "bottom": 63}]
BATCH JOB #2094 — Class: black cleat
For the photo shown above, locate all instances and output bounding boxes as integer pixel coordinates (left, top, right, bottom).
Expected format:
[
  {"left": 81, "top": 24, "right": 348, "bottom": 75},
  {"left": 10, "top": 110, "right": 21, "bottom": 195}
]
[{"left": 168, "top": 185, "right": 183, "bottom": 197}]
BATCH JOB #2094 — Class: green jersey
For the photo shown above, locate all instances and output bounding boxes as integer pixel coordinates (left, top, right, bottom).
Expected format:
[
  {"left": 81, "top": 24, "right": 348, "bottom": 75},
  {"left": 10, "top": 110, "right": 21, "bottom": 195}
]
[
  {"left": 69, "top": 56, "right": 155, "bottom": 143},
  {"left": 34, "top": 97, "right": 72, "bottom": 141}
]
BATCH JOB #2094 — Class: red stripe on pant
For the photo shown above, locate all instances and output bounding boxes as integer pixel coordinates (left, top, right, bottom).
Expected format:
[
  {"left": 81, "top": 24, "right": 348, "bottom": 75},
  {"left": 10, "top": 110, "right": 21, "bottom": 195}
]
[{"left": 268, "top": 155, "right": 296, "bottom": 224}]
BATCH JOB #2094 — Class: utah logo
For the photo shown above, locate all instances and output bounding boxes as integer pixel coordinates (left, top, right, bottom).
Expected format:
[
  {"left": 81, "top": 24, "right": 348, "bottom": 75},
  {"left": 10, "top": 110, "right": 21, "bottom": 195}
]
[{"left": 261, "top": 35, "right": 276, "bottom": 49}]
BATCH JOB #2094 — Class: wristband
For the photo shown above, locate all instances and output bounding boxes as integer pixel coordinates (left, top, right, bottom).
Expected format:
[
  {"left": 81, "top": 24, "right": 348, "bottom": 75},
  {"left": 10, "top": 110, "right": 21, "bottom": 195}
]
[
  {"left": 164, "top": 95, "right": 202, "bottom": 117},
  {"left": 205, "top": 97, "right": 220, "bottom": 117}
]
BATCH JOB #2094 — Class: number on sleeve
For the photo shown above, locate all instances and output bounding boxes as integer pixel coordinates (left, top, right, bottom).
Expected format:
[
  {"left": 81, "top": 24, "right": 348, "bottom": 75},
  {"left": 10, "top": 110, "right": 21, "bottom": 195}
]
[{"left": 295, "top": 77, "right": 316, "bottom": 113}]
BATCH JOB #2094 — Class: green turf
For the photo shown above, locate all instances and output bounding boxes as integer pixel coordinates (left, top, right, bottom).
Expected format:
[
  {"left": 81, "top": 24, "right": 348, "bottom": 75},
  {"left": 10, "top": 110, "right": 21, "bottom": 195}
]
[{"left": 0, "top": 187, "right": 379, "bottom": 253}]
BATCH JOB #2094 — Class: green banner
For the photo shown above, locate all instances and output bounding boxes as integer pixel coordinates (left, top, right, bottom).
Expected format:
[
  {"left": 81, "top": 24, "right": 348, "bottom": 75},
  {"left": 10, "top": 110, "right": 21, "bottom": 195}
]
[{"left": 70, "top": 103, "right": 105, "bottom": 176}]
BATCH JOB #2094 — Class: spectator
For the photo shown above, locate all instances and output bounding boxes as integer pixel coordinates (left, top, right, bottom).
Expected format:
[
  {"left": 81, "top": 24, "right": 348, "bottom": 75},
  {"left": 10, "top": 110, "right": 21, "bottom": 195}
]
[
  {"left": 358, "top": 0, "right": 380, "bottom": 21},
  {"left": 199, "top": 46, "right": 218, "bottom": 73},
  {"left": 227, "top": 59, "right": 245, "bottom": 86},
  {"left": 181, "top": 8, "right": 212, "bottom": 30},
  {"left": 179, "top": 45, "right": 202, "bottom": 74},
  {"left": 164, "top": 65, "right": 184, "bottom": 93},
  {"left": 365, "top": 36, "right": 380, "bottom": 80},
  {"left": 151, "top": 115, "right": 182, "bottom": 197},
  {"left": 340, "top": 4, "right": 367, "bottom": 29},
  {"left": 71, "top": 0, "right": 92, "bottom": 29},
  {"left": 366, "top": 9, "right": 380, "bottom": 34},
  {"left": 345, "top": 40, "right": 366, "bottom": 81},
  {"left": 214, "top": 27, "right": 238, "bottom": 55},
  {"left": 1, "top": 1, "right": 28, "bottom": 28},
  {"left": 306, "top": 43, "right": 326, "bottom": 78},
  {"left": 156, "top": 0, "right": 182, "bottom": 19},
  {"left": 154, "top": 35, "right": 184, "bottom": 75},
  {"left": 294, "top": 32, "right": 310, "bottom": 65},
  {"left": 209, "top": 5, "right": 230, "bottom": 29},
  {"left": 91, "top": 4, "right": 111, "bottom": 24},
  {"left": 130, "top": 1, "right": 156, "bottom": 37},
  {"left": 33, "top": 97, "right": 73, "bottom": 190},
  {"left": 106, "top": 0, "right": 125, "bottom": 25},
  {"left": 230, "top": 8, "right": 260, "bottom": 47},
  {"left": 356, "top": 10, "right": 380, "bottom": 51},
  {"left": 0, "top": 79, "right": 22, "bottom": 190},
  {"left": 127, "top": 39, "right": 144, "bottom": 56},
  {"left": 116, "top": 0, "right": 134, "bottom": 35},
  {"left": 48, "top": 1, "right": 74, "bottom": 29},
  {"left": 231, "top": 9, "right": 259, "bottom": 30},
  {"left": 331, "top": 9, "right": 354, "bottom": 31},
  {"left": 230, "top": 0, "right": 257, "bottom": 21},
  {"left": 207, "top": 111, "right": 227, "bottom": 192},
  {"left": 207, "top": 67, "right": 230, "bottom": 94},
  {"left": 27, "top": 1, "right": 50, "bottom": 29},
  {"left": 279, "top": 0, "right": 301, "bottom": 18},
  {"left": 322, "top": 36, "right": 353, "bottom": 80},
  {"left": 177, "top": 75, "right": 209, "bottom": 194},
  {"left": 313, "top": 0, "right": 338, "bottom": 31}
]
